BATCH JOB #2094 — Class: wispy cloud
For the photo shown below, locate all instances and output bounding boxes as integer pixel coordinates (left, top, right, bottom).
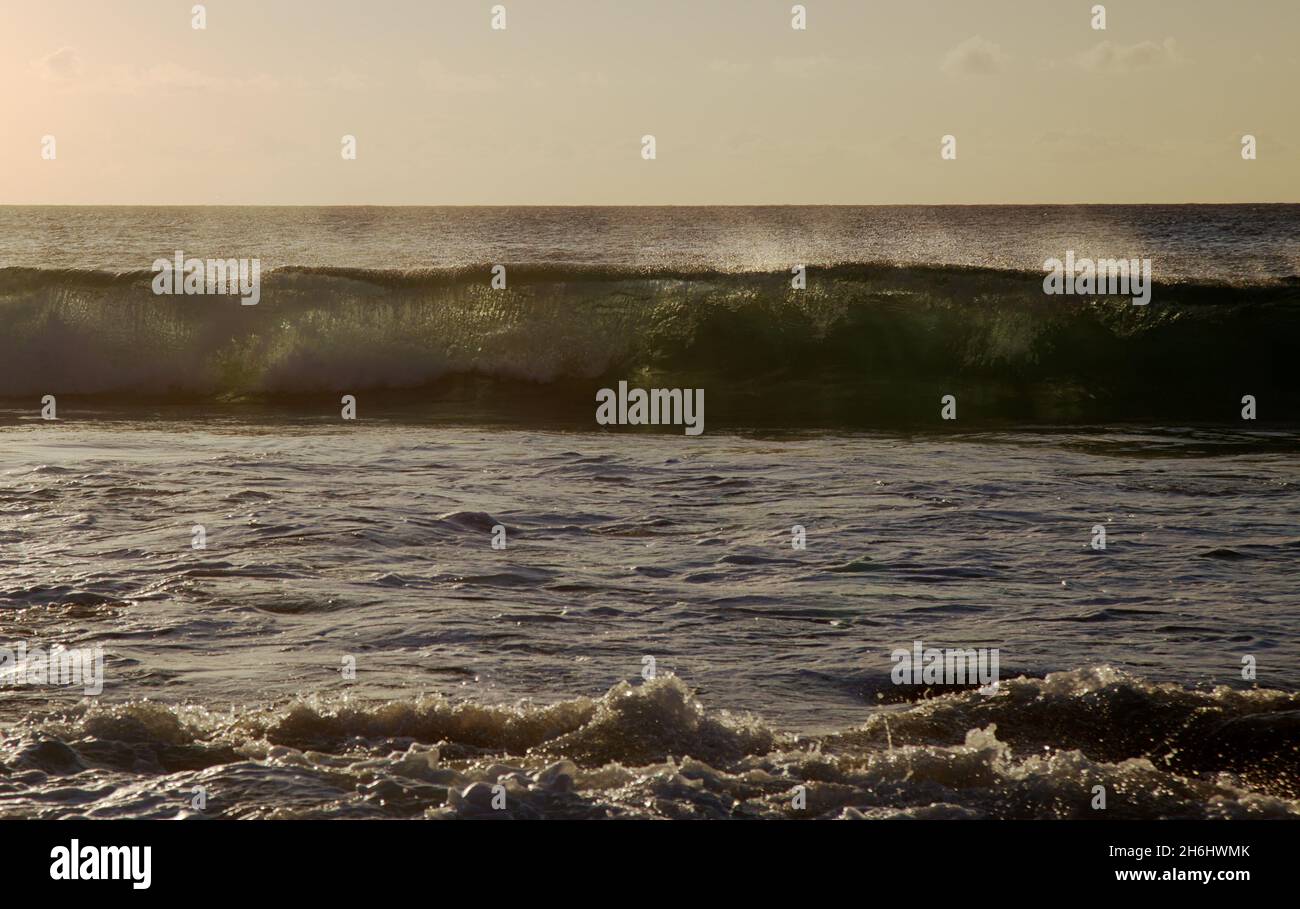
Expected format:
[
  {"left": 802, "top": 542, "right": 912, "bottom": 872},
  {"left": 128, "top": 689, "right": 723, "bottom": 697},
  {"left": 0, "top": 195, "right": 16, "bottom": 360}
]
[
  {"left": 31, "top": 48, "right": 362, "bottom": 97},
  {"left": 36, "top": 46, "right": 83, "bottom": 82},
  {"left": 34, "top": 46, "right": 287, "bottom": 95},
  {"left": 1076, "top": 38, "right": 1183, "bottom": 73},
  {"left": 416, "top": 60, "right": 499, "bottom": 94},
  {"left": 707, "top": 60, "right": 753, "bottom": 76},
  {"left": 942, "top": 36, "right": 1008, "bottom": 76},
  {"left": 97, "top": 63, "right": 284, "bottom": 94},
  {"left": 707, "top": 56, "right": 876, "bottom": 79}
]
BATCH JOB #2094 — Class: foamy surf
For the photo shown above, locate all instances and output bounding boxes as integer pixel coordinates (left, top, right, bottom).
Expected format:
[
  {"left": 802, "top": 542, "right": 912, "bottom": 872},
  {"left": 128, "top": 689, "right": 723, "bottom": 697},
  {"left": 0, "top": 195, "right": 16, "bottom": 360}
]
[{"left": 2, "top": 670, "right": 1296, "bottom": 820}]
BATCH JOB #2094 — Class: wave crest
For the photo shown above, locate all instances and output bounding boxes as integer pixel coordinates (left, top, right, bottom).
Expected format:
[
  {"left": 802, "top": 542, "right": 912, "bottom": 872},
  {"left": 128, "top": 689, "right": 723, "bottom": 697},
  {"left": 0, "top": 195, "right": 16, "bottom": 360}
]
[{"left": 2, "top": 264, "right": 1298, "bottom": 425}]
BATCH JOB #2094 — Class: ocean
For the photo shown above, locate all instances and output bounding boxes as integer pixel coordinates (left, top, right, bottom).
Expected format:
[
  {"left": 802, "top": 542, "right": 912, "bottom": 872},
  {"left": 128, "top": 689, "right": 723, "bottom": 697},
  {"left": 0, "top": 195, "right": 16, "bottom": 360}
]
[{"left": 1, "top": 205, "right": 1297, "bottom": 819}]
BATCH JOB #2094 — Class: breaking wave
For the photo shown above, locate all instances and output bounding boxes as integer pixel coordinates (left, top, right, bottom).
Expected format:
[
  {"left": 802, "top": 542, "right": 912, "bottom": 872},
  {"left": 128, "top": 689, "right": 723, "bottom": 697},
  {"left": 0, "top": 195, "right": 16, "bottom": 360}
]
[
  {"left": 2, "top": 263, "right": 1298, "bottom": 425},
  {"left": 2, "top": 668, "right": 1297, "bottom": 819}
]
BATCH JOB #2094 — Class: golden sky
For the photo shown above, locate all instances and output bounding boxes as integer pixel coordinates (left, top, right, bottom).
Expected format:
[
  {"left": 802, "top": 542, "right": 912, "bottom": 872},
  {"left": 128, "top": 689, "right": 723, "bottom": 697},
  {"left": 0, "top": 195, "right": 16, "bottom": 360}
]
[{"left": 3, "top": 0, "right": 1296, "bottom": 204}]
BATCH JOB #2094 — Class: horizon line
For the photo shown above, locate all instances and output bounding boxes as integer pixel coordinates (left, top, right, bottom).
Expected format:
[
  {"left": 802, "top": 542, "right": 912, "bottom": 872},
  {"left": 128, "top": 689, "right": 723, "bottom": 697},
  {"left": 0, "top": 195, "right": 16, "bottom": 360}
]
[{"left": 3, "top": 201, "right": 1299, "bottom": 208}]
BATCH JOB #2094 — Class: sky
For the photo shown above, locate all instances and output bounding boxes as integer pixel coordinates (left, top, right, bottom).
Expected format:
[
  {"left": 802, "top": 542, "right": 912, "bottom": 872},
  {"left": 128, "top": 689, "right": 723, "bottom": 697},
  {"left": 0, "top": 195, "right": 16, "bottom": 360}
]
[{"left": 2, "top": 0, "right": 1297, "bottom": 204}]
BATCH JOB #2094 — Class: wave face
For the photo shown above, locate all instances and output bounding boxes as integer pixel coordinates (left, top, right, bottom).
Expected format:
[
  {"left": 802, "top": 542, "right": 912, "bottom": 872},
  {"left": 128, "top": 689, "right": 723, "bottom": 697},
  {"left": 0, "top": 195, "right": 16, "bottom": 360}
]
[
  {"left": 2, "top": 264, "right": 1298, "bottom": 425},
  {"left": 1, "top": 670, "right": 1296, "bottom": 819}
]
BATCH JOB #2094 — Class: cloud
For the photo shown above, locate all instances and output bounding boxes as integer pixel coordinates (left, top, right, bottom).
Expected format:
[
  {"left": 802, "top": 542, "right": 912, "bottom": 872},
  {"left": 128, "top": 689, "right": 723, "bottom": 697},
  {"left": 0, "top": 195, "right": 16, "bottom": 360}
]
[
  {"left": 417, "top": 60, "right": 498, "bottom": 94},
  {"left": 36, "top": 46, "right": 83, "bottom": 82},
  {"left": 324, "top": 70, "right": 371, "bottom": 92},
  {"left": 942, "top": 36, "right": 1008, "bottom": 76},
  {"left": 96, "top": 63, "right": 282, "bottom": 94},
  {"left": 33, "top": 48, "right": 288, "bottom": 95},
  {"left": 706, "top": 56, "right": 875, "bottom": 80},
  {"left": 1076, "top": 38, "right": 1182, "bottom": 72}
]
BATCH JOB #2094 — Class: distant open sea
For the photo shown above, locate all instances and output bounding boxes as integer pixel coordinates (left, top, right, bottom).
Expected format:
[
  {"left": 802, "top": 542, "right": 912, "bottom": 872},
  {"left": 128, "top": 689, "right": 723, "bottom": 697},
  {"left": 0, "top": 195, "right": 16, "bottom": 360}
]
[{"left": 1, "top": 206, "right": 1297, "bottom": 819}]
